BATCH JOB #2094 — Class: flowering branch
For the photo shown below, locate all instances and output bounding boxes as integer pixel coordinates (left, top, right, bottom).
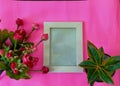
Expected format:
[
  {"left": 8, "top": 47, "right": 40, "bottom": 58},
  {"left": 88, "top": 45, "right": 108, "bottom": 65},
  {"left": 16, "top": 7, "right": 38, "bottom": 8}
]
[
  {"left": 0, "top": 18, "right": 49, "bottom": 80},
  {"left": 25, "top": 23, "right": 40, "bottom": 39},
  {"left": 35, "top": 34, "right": 48, "bottom": 47},
  {"left": 31, "top": 66, "right": 49, "bottom": 74}
]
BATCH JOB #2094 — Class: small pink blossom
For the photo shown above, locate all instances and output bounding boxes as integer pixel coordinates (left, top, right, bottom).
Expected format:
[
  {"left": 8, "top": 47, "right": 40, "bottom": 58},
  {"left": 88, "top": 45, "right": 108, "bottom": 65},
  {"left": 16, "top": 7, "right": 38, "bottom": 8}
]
[
  {"left": 13, "top": 29, "right": 26, "bottom": 41},
  {"left": 13, "top": 69, "right": 18, "bottom": 75},
  {"left": 27, "top": 62, "right": 33, "bottom": 68},
  {"left": 41, "top": 34, "right": 48, "bottom": 41},
  {"left": 41, "top": 66, "right": 49, "bottom": 74},
  {"left": 6, "top": 52, "right": 12, "bottom": 58},
  {"left": 16, "top": 18, "right": 23, "bottom": 26},
  {"left": 22, "top": 55, "right": 38, "bottom": 68},
  {"left": 22, "top": 55, "right": 33, "bottom": 63},
  {"left": 0, "top": 49, "right": 4, "bottom": 56},
  {"left": 10, "top": 62, "right": 16, "bottom": 69},
  {"left": 32, "top": 23, "right": 39, "bottom": 30}
]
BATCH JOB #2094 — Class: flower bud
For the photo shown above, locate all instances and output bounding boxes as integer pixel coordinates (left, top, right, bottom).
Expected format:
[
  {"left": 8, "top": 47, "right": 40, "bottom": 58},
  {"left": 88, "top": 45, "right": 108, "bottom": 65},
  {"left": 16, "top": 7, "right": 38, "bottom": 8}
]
[
  {"left": 16, "top": 18, "right": 23, "bottom": 26},
  {"left": 13, "top": 69, "right": 18, "bottom": 74},
  {"left": 13, "top": 29, "right": 26, "bottom": 41},
  {"left": 32, "top": 23, "right": 39, "bottom": 30},
  {"left": 41, "top": 66, "right": 49, "bottom": 74},
  {"left": 27, "top": 62, "right": 33, "bottom": 68},
  {"left": 41, "top": 34, "right": 48, "bottom": 41},
  {"left": 10, "top": 62, "right": 16, "bottom": 69},
  {"left": 6, "top": 52, "right": 12, "bottom": 58}
]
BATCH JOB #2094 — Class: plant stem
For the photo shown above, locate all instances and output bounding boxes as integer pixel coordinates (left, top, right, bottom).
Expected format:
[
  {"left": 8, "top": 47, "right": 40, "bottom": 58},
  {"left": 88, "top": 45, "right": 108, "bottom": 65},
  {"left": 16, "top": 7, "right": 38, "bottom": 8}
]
[
  {"left": 14, "top": 40, "right": 17, "bottom": 50},
  {"left": 25, "top": 28, "right": 35, "bottom": 39},
  {"left": 31, "top": 70, "right": 41, "bottom": 72},
  {"left": 35, "top": 39, "right": 43, "bottom": 47}
]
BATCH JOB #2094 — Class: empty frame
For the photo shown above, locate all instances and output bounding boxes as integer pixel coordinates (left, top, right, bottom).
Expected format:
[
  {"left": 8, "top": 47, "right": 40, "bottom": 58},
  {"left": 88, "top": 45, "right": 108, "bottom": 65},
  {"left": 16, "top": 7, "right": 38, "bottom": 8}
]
[{"left": 44, "top": 22, "right": 83, "bottom": 72}]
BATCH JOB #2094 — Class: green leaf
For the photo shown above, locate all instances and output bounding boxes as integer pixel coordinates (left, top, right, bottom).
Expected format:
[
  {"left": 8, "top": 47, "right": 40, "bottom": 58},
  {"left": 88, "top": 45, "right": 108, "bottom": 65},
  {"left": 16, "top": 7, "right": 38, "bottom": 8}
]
[
  {"left": 0, "top": 29, "right": 9, "bottom": 43},
  {"left": 0, "top": 61, "right": 7, "bottom": 70},
  {"left": 107, "top": 62, "right": 120, "bottom": 71},
  {"left": 112, "top": 56, "right": 120, "bottom": 61},
  {"left": 88, "top": 69, "right": 98, "bottom": 83},
  {"left": 79, "top": 60, "right": 96, "bottom": 68},
  {"left": 20, "top": 73, "right": 31, "bottom": 79},
  {"left": 99, "top": 47, "right": 104, "bottom": 60},
  {"left": 98, "top": 67, "right": 114, "bottom": 84},
  {"left": 87, "top": 41, "right": 101, "bottom": 65},
  {"left": 103, "top": 57, "right": 119, "bottom": 66},
  {"left": 9, "top": 31, "right": 15, "bottom": 45},
  {"left": 6, "top": 71, "right": 31, "bottom": 80}
]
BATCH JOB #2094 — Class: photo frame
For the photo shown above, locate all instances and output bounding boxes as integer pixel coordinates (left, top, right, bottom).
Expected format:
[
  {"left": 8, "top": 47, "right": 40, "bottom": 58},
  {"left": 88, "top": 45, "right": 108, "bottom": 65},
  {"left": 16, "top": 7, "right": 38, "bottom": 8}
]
[{"left": 44, "top": 22, "right": 83, "bottom": 72}]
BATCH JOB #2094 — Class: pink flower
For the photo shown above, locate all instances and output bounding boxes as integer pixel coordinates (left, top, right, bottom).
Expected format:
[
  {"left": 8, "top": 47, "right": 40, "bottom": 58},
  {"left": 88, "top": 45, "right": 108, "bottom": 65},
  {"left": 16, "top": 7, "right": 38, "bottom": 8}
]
[
  {"left": 41, "top": 66, "right": 49, "bottom": 74},
  {"left": 41, "top": 34, "right": 48, "bottom": 41},
  {"left": 32, "top": 23, "right": 39, "bottom": 30},
  {"left": 0, "top": 19, "right": 1, "bottom": 22},
  {"left": 27, "top": 62, "right": 33, "bottom": 68},
  {"left": 13, "top": 69, "right": 18, "bottom": 75},
  {"left": 0, "top": 49, "right": 4, "bottom": 56},
  {"left": 22, "top": 55, "right": 39, "bottom": 68},
  {"left": 22, "top": 55, "right": 33, "bottom": 63},
  {"left": 13, "top": 29, "right": 26, "bottom": 41},
  {"left": 10, "top": 62, "right": 16, "bottom": 69},
  {"left": 6, "top": 52, "right": 12, "bottom": 58},
  {"left": 16, "top": 18, "right": 23, "bottom": 26},
  {"left": 22, "top": 55, "right": 29, "bottom": 64}
]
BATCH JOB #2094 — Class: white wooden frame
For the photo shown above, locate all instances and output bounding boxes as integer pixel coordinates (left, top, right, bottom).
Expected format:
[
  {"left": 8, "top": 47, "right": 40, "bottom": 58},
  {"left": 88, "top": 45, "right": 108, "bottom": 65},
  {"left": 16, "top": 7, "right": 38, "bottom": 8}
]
[{"left": 44, "top": 22, "right": 83, "bottom": 72}]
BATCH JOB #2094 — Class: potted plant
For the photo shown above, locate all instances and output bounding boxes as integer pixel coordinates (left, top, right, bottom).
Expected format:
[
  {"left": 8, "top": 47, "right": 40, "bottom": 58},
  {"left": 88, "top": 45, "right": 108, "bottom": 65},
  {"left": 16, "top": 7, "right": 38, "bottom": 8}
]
[{"left": 79, "top": 41, "right": 120, "bottom": 86}]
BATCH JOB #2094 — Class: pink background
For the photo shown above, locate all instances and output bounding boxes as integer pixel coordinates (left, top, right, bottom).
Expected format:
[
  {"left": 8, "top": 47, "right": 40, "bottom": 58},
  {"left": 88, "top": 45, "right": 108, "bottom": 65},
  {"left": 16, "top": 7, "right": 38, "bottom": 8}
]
[{"left": 0, "top": 0, "right": 120, "bottom": 86}]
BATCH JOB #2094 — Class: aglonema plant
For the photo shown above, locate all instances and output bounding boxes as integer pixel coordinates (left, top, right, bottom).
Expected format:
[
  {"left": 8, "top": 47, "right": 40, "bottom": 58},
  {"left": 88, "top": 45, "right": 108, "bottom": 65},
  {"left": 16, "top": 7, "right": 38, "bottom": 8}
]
[{"left": 79, "top": 41, "right": 120, "bottom": 86}]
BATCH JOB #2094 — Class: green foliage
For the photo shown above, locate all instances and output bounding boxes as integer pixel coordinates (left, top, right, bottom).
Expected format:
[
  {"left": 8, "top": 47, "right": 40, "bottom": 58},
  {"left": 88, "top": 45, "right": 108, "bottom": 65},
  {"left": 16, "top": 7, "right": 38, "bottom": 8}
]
[
  {"left": 9, "top": 31, "right": 15, "bottom": 45},
  {"left": 6, "top": 71, "right": 31, "bottom": 80},
  {"left": 79, "top": 41, "right": 120, "bottom": 86},
  {"left": 0, "top": 29, "right": 34, "bottom": 80},
  {"left": 0, "top": 29, "right": 9, "bottom": 43}
]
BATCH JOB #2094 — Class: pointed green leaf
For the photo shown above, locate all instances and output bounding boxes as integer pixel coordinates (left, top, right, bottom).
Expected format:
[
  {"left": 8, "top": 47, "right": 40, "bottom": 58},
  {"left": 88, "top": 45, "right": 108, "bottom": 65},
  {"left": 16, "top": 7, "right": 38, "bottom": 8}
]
[
  {"left": 79, "top": 60, "right": 96, "bottom": 68},
  {"left": 0, "top": 61, "right": 7, "bottom": 70},
  {"left": 107, "top": 62, "right": 120, "bottom": 71},
  {"left": 99, "top": 47, "right": 104, "bottom": 60},
  {"left": 112, "top": 56, "right": 120, "bottom": 61},
  {"left": 103, "top": 57, "right": 119, "bottom": 66},
  {"left": 98, "top": 68, "right": 114, "bottom": 84},
  {"left": 87, "top": 69, "right": 98, "bottom": 83},
  {"left": 87, "top": 41, "right": 101, "bottom": 64}
]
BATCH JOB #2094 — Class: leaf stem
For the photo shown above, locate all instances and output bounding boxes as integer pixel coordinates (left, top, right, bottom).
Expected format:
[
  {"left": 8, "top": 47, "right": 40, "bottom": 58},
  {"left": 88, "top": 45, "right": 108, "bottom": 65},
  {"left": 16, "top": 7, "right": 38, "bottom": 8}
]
[
  {"left": 14, "top": 40, "right": 17, "bottom": 50},
  {"left": 35, "top": 39, "right": 43, "bottom": 47}
]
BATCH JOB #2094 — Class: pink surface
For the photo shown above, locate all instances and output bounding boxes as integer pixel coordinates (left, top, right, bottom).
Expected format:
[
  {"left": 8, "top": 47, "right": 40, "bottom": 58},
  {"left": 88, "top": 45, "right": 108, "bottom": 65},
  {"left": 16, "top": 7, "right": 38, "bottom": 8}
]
[{"left": 0, "top": 0, "right": 120, "bottom": 86}]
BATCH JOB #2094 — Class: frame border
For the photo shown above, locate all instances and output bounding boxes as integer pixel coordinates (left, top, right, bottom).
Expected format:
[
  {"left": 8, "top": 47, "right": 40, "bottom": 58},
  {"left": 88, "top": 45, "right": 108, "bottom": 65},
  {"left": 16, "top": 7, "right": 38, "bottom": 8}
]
[{"left": 44, "top": 22, "right": 83, "bottom": 73}]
